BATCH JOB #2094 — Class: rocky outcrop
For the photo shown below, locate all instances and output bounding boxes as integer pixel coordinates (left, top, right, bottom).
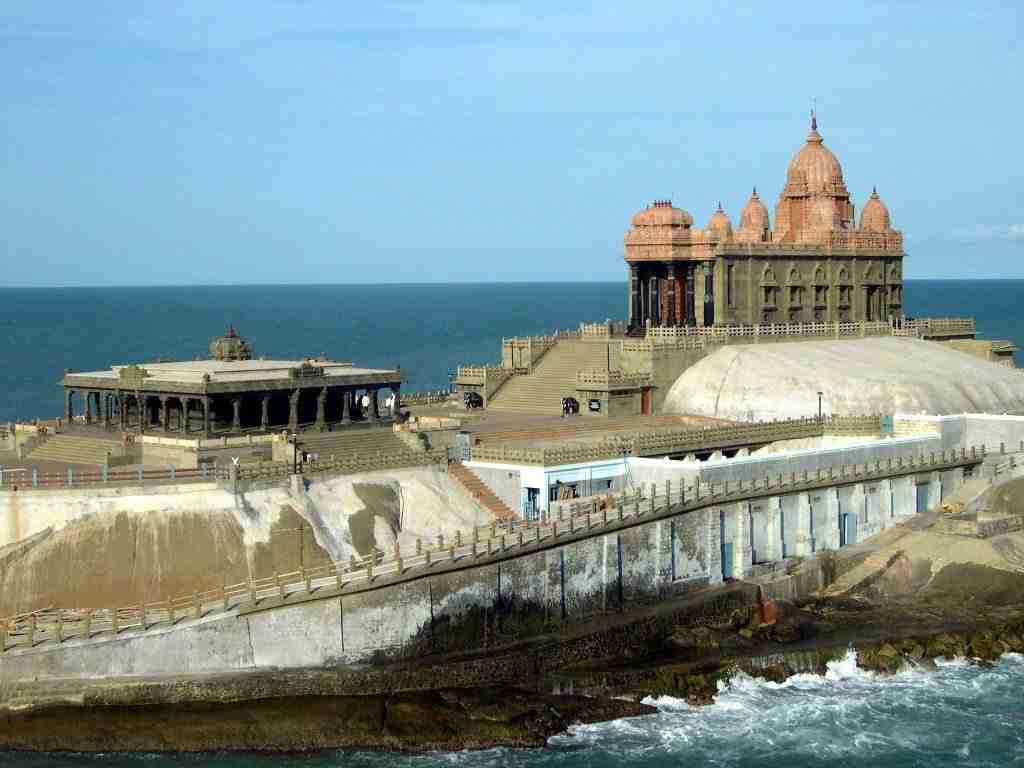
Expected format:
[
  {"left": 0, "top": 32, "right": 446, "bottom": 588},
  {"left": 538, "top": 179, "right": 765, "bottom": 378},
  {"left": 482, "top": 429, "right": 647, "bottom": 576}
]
[
  {"left": 0, "top": 688, "right": 654, "bottom": 753},
  {"left": 0, "top": 467, "right": 489, "bottom": 615}
]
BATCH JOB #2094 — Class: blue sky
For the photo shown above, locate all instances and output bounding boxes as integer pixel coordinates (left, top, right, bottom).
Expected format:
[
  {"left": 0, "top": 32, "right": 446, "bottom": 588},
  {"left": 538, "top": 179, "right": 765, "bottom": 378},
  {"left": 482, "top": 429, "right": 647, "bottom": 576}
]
[{"left": 0, "top": 1, "right": 1020, "bottom": 285}]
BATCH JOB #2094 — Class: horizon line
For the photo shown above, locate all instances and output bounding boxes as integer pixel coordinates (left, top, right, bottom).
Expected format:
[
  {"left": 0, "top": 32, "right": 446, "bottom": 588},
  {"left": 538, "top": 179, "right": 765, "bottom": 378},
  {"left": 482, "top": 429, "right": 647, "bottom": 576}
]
[{"left": 2, "top": 277, "right": 1024, "bottom": 290}]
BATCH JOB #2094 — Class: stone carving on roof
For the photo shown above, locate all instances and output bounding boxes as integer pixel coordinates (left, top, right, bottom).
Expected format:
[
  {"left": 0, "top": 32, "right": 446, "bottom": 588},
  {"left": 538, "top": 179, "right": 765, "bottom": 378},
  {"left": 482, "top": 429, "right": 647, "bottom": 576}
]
[
  {"left": 118, "top": 364, "right": 150, "bottom": 387},
  {"left": 210, "top": 325, "right": 254, "bottom": 361}
]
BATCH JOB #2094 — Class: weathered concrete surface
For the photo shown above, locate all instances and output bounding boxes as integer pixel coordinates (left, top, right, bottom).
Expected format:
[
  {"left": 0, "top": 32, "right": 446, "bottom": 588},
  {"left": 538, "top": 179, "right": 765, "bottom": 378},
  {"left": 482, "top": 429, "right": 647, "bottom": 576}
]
[
  {"left": 0, "top": 466, "right": 487, "bottom": 615},
  {"left": 663, "top": 337, "right": 1024, "bottom": 422},
  {"left": 0, "top": 612, "right": 254, "bottom": 679}
]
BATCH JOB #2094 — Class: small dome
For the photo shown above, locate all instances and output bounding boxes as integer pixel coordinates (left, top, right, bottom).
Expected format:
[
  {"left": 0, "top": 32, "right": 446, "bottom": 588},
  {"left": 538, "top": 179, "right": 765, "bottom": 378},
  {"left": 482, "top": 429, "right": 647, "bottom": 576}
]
[
  {"left": 860, "top": 187, "right": 892, "bottom": 232},
  {"left": 631, "top": 200, "right": 693, "bottom": 229},
  {"left": 706, "top": 202, "right": 733, "bottom": 239},
  {"left": 210, "top": 325, "right": 254, "bottom": 361},
  {"left": 739, "top": 187, "right": 770, "bottom": 232},
  {"left": 786, "top": 113, "right": 845, "bottom": 193}
]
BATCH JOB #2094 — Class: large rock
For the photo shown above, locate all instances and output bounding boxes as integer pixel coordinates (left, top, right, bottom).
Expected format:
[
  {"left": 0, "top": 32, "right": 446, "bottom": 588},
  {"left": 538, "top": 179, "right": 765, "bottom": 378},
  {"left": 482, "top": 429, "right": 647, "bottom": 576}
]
[
  {"left": 663, "top": 337, "right": 1024, "bottom": 422},
  {"left": 0, "top": 467, "right": 488, "bottom": 614}
]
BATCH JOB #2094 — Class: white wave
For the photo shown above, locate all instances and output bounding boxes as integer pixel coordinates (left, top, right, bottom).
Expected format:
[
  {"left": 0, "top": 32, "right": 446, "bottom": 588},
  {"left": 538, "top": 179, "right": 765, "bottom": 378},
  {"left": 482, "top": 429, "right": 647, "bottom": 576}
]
[{"left": 825, "top": 647, "right": 875, "bottom": 681}]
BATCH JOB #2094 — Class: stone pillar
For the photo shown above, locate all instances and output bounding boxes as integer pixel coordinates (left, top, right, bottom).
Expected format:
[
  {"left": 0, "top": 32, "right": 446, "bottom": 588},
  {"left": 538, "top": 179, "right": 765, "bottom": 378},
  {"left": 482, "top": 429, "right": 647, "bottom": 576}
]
[
  {"left": 137, "top": 394, "right": 147, "bottom": 434},
  {"left": 694, "top": 266, "right": 707, "bottom": 327},
  {"left": 793, "top": 492, "right": 815, "bottom": 556},
  {"left": 648, "top": 275, "right": 659, "bottom": 326},
  {"left": 730, "top": 502, "right": 753, "bottom": 579},
  {"left": 103, "top": 394, "right": 112, "bottom": 427},
  {"left": 629, "top": 264, "right": 640, "bottom": 327},
  {"left": 925, "top": 471, "right": 942, "bottom": 512},
  {"left": 821, "top": 487, "right": 841, "bottom": 550},
  {"left": 84, "top": 391, "right": 93, "bottom": 424},
  {"left": 666, "top": 263, "right": 676, "bottom": 326},
  {"left": 761, "top": 496, "right": 783, "bottom": 562},
  {"left": 707, "top": 262, "right": 716, "bottom": 325},
  {"left": 877, "top": 478, "right": 893, "bottom": 529},
  {"left": 890, "top": 476, "right": 915, "bottom": 519},
  {"left": 341, "top": 389, "right": 351, "bottom": 423},
  {"left": 117, "top": 394, "right": 125, "bottom": 430},
  {"left": 160, "top": 395, "right": 170, "bottom": 433},
  {"left": 850, "top": 482, "right": 873, "bottom": 538},
  {"left": 180, "top": 398, "right": 189, "bottom": 434},
  {"left": 261, "top": 394, "right": 270, "bottom": 430},
  {"left": 315, "top": 387, "right": 327, "bottom": 431},
  {"left": 65, "top": 389, "right": 74, "bottom": 421},
  {"left": 201, "top": 397, "right": 210, "bottom": 436},
  {"left": 706, "top": 508, "right": 723, "bottom": 585},
  {"left": 685, "top": 264, "right": 696, "bottom": 326},
  {"left": 232, "top": 397, "right": 242, "bottom": 431},
  {"left": 289, "top": 390, "right": 300, "bottom": 431},
  {"left": 391, "top": 385, "right": 401, "bottom": 418}
]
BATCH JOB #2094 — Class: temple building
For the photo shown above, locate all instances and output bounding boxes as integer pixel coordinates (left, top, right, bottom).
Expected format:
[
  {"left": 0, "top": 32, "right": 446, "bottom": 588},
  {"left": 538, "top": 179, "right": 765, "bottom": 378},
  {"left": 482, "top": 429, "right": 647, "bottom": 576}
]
[
  {"left": 626, "top": 114, "right": 905, "bottom": 328},
  {"left": 61, "top": 328, "right": 403, "bottom": 436}
]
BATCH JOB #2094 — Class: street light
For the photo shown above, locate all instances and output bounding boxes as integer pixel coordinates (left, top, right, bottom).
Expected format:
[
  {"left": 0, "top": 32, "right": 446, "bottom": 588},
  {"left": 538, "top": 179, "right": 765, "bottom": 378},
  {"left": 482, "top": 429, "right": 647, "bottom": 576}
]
[{"left": 817, "top": 391, "right": 824, "bottom": 422}]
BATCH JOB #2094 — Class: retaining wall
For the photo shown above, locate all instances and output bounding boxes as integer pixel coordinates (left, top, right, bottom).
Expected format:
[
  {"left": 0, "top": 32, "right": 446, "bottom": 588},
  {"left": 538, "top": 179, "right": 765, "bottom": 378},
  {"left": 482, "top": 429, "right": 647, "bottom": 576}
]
[{"left": 0, "top": 460, "right": 965, "bottom": 684}]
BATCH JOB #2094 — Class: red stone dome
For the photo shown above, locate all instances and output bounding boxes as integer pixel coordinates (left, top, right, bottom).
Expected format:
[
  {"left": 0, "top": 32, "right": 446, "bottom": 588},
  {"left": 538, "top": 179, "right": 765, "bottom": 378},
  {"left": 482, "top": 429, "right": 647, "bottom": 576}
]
[
  {"left": 860, "top": 187, "right": 892, "bottom": 232},
  {"left": 631, "top": 200, "right": 693, "bottom": 229},
  {"left": 706, "top": 202, "right": 733, "bottom": 239},
  {"left": 739, "top": 187, "right": 770, "bottom": 231},
  {"left": 786, "top": 114, "right": 845, "bottom": 193}
]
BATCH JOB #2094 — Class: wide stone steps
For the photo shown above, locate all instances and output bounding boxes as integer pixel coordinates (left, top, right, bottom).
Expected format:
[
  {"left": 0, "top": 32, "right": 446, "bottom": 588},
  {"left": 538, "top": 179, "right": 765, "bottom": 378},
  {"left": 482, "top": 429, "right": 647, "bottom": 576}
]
[
  {"left": 26, "top": 435, "right": 122, "bottom": 467},
  {"left": 449, "top": 463, "right": 516, "bottom": 520},
  {"left": 487, "top": 341, "right": 614, "bottom": 415},
  {"left": 297, "top": 427, "right": 422, "bottom": 460}
]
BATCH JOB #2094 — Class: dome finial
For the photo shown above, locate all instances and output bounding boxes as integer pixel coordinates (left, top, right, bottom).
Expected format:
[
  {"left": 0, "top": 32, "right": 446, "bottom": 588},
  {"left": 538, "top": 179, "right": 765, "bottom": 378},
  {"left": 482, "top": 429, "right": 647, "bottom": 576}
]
[{"left": 811, "top": 107, "right": 817, "bottom": 132}]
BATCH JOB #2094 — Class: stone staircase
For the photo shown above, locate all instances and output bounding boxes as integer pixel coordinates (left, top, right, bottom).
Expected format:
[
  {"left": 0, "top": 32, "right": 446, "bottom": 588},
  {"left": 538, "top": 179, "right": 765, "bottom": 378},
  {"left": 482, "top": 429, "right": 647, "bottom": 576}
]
[
  {"left": 486, "top": 340, "right": 614, "bottom": 415},
  {"left": 448, "top": 462, "right": 517, "bottom": 521},
  {"left": 297, "top": 426, "right": 428, "bottom": 461},
  {"left": 26, "top": 434, "right": 122, "bottom": 467}
]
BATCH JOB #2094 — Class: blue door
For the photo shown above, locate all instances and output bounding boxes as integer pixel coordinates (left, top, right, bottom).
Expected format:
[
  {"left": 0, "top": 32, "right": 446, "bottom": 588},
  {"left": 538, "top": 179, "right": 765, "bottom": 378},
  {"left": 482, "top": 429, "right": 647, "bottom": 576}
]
[
  {"left": 916, "top": 483, "right": 930, "bottom": 514},
  {"left": 840, "top": 513, "right": 858, "bottom": 547},
  {"left": 721, "top": 542, "right": 734, "bottom": 580}
]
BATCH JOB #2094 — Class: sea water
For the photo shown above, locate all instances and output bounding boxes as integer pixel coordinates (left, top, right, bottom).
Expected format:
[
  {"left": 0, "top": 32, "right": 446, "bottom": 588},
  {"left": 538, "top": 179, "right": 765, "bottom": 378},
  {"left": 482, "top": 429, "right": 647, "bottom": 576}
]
[
  {"left": 2, "top": 651, "right": 1021, "bottom": 767},
  {"left": 0, "top": 280, "right": 1022, "bottom": 424}
]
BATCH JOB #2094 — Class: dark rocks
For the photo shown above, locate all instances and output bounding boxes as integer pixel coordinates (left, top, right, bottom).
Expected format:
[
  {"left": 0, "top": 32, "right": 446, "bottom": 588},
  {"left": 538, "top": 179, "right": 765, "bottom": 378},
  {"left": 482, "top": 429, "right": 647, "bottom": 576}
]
[{"left": 0, "top": 689, "right": 655, "bottom": 753}]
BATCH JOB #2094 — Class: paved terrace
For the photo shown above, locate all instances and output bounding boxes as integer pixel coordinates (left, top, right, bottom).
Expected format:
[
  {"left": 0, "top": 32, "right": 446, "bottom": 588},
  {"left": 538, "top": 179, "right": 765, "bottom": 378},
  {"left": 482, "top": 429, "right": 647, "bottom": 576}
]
[{"left": 469, "top": 415, "right": 885, "bottom": 466}]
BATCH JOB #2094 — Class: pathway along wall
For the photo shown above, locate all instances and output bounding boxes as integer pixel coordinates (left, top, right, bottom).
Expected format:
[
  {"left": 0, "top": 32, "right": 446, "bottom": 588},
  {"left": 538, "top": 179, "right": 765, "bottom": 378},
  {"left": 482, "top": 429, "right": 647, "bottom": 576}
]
[{"left": 0, "top": 459, "right": 969, "bottom": 684}]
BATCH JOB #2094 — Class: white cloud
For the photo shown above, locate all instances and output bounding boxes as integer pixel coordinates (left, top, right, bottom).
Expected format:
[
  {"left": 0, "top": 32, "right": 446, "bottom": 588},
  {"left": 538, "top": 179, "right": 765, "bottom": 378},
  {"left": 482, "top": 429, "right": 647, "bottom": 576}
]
[{"left": 945, "top": 224, "right": 1024, "bottom": 243}]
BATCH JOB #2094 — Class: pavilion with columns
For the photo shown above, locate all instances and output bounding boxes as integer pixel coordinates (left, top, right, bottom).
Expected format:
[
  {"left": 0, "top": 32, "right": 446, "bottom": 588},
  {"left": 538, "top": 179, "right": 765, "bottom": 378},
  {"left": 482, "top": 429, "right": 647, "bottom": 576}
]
[{"left": 60, "top": 328, "right": 402, "bottom": 437}]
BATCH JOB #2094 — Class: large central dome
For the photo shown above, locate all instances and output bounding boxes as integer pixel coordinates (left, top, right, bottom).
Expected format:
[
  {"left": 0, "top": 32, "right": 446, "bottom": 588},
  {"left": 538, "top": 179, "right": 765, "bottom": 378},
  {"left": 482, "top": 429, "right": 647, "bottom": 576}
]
[{"left": 785, "top": 114, "right": 845, "bottom": 194}]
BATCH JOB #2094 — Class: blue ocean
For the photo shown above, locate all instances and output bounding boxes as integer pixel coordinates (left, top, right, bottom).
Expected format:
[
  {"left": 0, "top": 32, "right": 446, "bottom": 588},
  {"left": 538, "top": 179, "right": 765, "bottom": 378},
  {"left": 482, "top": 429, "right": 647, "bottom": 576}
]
[{"left": 0, "top": 280, "right": 1021, "bottom": 424}]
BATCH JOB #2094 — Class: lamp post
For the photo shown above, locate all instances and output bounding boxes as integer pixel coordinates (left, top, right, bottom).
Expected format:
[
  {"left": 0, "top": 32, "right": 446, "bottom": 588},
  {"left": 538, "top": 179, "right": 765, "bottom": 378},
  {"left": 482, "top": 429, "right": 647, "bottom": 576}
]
[{"left": 817, "top": 391, "right": 823, "bottom": 422}]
